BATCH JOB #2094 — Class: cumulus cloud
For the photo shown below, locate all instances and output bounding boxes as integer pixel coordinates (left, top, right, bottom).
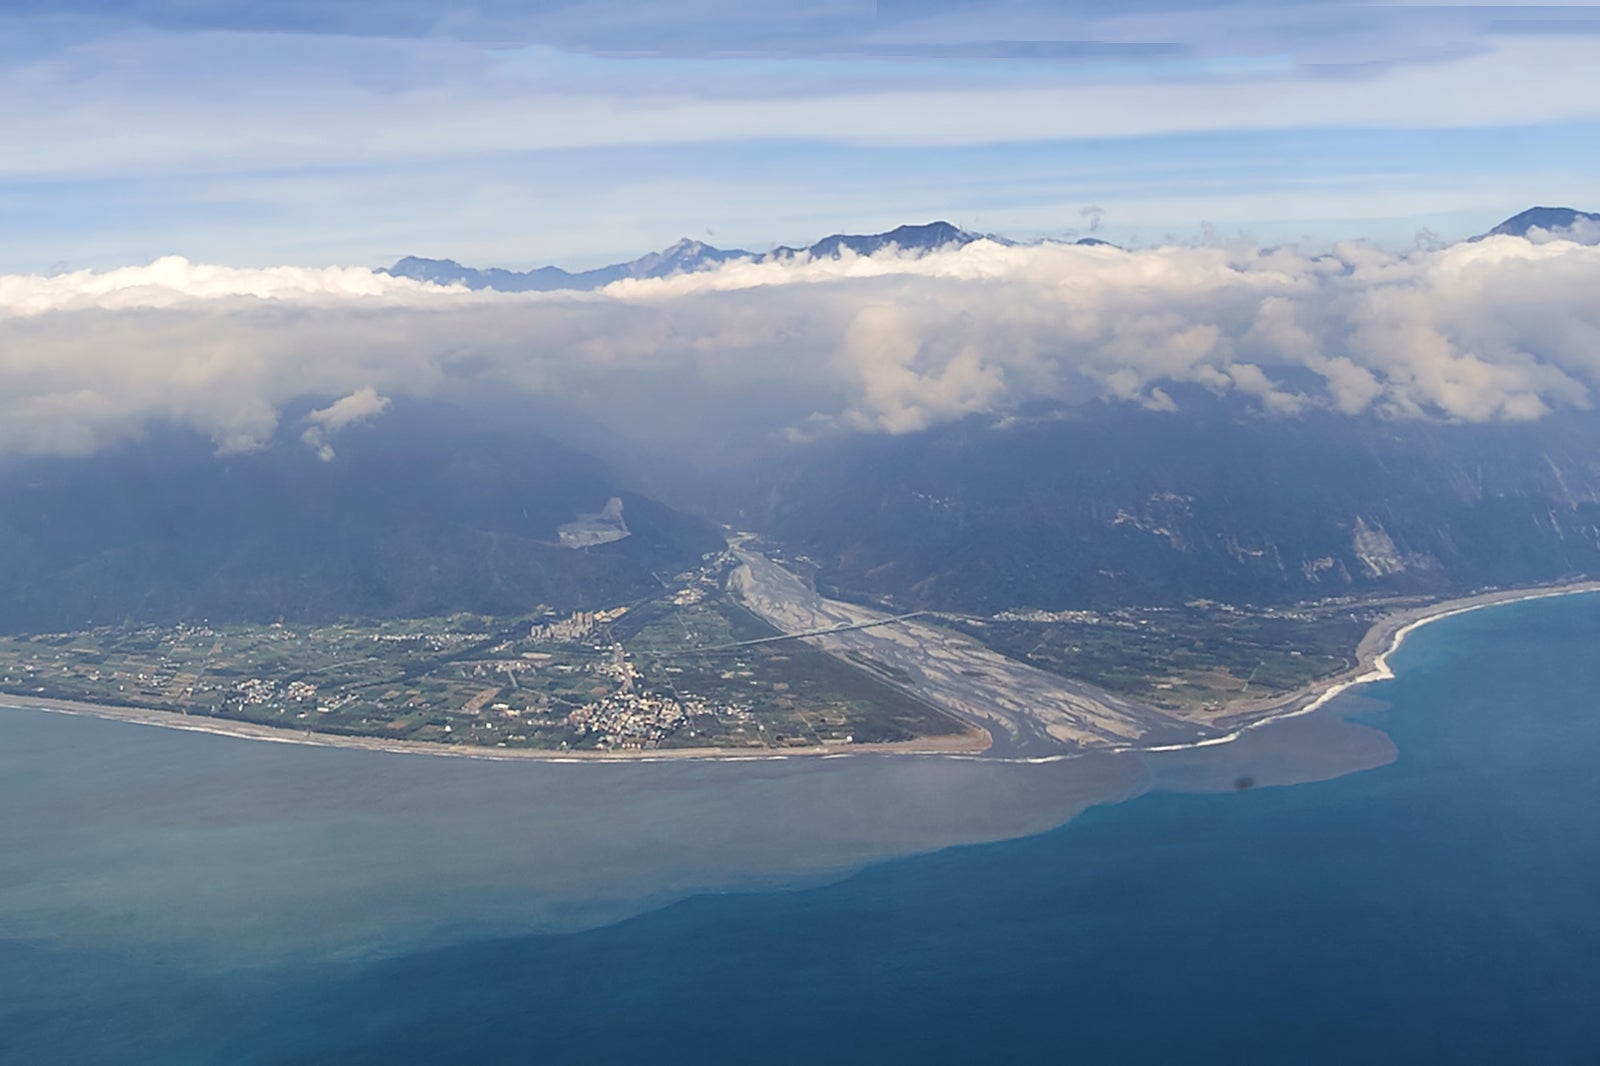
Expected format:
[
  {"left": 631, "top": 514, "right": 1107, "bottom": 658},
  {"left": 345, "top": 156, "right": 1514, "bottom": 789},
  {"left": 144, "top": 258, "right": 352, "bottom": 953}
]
[
  {"left": 1, "top": 232, "right": 1599, "bottom": 459},
  {"left": 1524, "top": 219, "right": 1600, "bottom": 246},
  {"left": 300, "top": 386, "right": 391, "bottom": 461}
]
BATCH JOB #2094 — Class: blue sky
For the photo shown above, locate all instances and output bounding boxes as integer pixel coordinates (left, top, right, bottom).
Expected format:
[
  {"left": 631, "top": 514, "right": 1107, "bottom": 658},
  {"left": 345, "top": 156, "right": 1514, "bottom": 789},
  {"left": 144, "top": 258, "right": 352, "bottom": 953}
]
[{"left": 4, "top": 0, "right": 1599, "bottom": 271}]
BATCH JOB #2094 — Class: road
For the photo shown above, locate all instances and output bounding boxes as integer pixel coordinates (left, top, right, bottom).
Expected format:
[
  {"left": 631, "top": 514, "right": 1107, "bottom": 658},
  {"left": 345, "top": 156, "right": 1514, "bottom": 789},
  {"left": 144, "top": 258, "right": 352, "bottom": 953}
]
[{"left": 704, "top": 611, "right": 930, "bottom": 650}]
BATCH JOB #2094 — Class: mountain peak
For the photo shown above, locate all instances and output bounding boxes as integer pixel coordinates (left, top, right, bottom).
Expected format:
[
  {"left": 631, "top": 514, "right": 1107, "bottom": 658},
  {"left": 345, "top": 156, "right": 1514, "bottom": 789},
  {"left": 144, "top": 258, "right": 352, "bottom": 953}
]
[
  {"left": 776, "top": 220, "right": 981, "bottom": 261},
  {"left": 884, "top": 220, "right": 965, "bottom": 242},
  {"left": 386, "top": 255, "right": 467, "bottom": 283},
  {"left": 623, "top": 237, "right": 751, "bottom": 279},
  {"left": 1480, "top": 206, "right": 1600, "bottom": 242}
]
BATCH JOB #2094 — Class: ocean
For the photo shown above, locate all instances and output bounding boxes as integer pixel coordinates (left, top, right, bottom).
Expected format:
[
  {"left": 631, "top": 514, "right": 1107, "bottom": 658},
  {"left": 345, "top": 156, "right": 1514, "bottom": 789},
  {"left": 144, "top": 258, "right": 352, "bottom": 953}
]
[{"left": 2, "top": 593, "right": 1598, "bottom": 1064}]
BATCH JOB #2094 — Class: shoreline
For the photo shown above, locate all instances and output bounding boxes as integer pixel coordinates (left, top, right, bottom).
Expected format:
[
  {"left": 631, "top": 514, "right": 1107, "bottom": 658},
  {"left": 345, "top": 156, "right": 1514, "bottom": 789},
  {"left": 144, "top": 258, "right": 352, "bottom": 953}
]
[
  {"left": 5, "top": 578, "right": 1599, "bottom": 764},
  {"left": 1160, "top": 577, "right": 1600, "bottom": 753},
  {"left": 0, "top": 691, "right": 991, "bottom": 764}
]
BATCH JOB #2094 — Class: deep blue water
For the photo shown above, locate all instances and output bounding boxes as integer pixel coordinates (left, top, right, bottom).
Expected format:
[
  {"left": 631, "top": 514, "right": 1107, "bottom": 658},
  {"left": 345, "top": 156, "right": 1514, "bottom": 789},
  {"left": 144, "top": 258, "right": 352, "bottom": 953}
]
[{"left": 4, "top": 595, "right": 1600, "bottom": 1064}]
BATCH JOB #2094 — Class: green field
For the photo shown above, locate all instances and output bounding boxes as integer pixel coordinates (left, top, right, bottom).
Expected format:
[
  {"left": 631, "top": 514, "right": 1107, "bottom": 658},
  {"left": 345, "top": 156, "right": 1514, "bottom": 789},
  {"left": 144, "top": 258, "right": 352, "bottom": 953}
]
[
  {"left": 946, "top": 599, "right": 1386, "bottom": 711},
  {"left": 0, "top": 557, "right": 969, "bottom": 751}
]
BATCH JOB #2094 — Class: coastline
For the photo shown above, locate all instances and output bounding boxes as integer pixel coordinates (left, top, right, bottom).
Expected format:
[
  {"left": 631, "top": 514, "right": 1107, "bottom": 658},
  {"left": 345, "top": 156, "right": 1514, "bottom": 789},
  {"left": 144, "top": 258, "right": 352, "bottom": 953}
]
[
  {"left": 1188, "top": 578, "right": 1600, "bottom": 749},
  {"left": 5, "top": 578, "right": 1598, "bottom": 763},
  {"left": 0, "top": 691, "right": 991, "bottom": 763}
]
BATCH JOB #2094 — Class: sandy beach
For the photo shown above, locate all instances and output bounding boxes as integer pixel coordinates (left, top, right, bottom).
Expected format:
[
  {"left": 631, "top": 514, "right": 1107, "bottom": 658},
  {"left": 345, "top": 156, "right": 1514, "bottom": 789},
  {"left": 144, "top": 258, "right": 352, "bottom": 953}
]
[{"left": 5, "top": 578, "right": 1598, "bottom": 762}]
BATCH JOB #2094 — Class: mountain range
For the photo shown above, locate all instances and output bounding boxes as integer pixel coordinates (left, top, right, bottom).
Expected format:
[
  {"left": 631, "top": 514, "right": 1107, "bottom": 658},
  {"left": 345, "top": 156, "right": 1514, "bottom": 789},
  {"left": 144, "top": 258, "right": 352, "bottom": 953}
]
[
  {"left": 382, "top": 221, "right": 1114, "bottom": 293},
  {"left": 386, "top": 237, "right": 753, "bottom": 292},
  {"left": 0, "top": 402, "right": 720, "bottom": 634},
  {"left": 385, "top": 207, "right": 1595, "bottom": 294},
  {"left": 382, "top": 220, "right": 1000, "bottom": 292},
  {"left": 756, "top": 391, "right": 1600, "bottom": 614},
  {"left": 2, "top": 207, "right": 1598, "bottom": 635}
]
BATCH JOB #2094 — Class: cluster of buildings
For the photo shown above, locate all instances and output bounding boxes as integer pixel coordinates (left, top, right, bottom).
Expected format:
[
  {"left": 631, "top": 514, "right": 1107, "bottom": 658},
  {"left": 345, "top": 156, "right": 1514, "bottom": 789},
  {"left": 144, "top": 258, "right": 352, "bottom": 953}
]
[
  {"left": 992, "top": 607, "right": 1105, "bottom": 624},
  {"left": 233, "top": 677, "right": 317, "bottom": 706},
  {"left": 233, "top": 677, "right": 279, "bottom": 705},
  {"left": 561, "top": 671, "right": 757, "bottom": 749},
  {"left": 459, "top": 658, "right": 539, "bottom": 681},
  {"left": 682, "top": 693, "right": 753, "bottom": 723},
  {"left": 370, "top": 629, "right": 490, "bottom": 650},
  {"left": 565, "top": 692, "right": 688, "bottom": 749},
  {"left": 529, "top": 605, "right": 630, "bottom": 644}
]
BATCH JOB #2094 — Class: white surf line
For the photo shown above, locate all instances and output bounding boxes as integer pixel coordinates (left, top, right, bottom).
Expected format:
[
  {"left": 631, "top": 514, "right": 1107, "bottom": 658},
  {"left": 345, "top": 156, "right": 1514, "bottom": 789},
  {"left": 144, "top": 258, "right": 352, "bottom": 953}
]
[{"left": 1130, "top": 584, "right": 1600, "bottom": 755}]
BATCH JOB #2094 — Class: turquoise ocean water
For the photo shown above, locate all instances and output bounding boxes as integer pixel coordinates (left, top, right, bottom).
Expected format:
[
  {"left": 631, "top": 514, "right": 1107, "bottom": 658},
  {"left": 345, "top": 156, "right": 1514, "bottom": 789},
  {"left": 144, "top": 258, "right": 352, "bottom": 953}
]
[{"left": 3, "top": 594, "right": 1598, "bottom": 1063}]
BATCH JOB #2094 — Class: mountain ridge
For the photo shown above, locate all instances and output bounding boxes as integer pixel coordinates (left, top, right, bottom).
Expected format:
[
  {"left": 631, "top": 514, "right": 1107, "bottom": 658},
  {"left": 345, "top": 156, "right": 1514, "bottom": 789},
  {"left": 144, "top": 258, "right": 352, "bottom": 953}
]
[
  {"left": 0, "top": 400, "right": 722, "bottom": 634},
  {"left": 756, "top": 393, "right": 1600, "bottom": 615},
  {"left": 382, "top": 220, "right": 1101, "bottom": 292},
  {"left": 385, "top": 206, "right": 1594, "bottom": 293}
]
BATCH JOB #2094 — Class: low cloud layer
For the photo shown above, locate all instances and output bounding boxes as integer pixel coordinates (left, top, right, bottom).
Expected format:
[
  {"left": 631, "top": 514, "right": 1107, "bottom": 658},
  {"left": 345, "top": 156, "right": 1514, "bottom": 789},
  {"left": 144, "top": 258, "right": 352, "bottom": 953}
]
[{"left": 2, "top": 232, "right": 1599, "bottom": 459}]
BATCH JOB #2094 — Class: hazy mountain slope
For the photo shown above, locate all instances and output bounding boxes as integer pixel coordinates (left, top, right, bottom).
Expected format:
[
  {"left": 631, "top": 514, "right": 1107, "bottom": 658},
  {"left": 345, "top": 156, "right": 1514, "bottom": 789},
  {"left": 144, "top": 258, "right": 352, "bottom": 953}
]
[
  {"left": 0, "top": 402, "right": 721, "bottom": 633},
  {"left": 391, "top": 207, "right": 1590, "bottom": 295},
  {"left": 753, "top": 396, "right": 1600, "bottom": 612},
  {"left": 383, "top": 221, "right": 984, "bottom": 292},
  {"left": 15, "top": 207, "right": 1600, "bottom": 633},
  {"left": 384, "top": 238, "right": 754, "bottom": 292}
]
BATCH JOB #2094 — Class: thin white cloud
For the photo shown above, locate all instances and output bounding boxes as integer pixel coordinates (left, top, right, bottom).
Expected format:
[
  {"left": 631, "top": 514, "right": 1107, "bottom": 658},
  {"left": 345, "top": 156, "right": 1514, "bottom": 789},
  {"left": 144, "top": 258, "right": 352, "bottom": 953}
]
[
  {"left": 2, "top": 232, "right": 1599, "bottom": 458},
  {"left": 5, "top": 4, "right": 1596, "bottom": 273},
  {"left": 2, "top": 30, "right": 1598, "bottom": 181}
]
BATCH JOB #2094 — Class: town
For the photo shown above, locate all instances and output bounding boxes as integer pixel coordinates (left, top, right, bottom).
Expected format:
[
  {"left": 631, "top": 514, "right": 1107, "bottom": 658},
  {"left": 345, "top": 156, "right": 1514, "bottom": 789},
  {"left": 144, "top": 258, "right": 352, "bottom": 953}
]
[{"left": 0, "top": 551, "right": 956, "bottom": 752}]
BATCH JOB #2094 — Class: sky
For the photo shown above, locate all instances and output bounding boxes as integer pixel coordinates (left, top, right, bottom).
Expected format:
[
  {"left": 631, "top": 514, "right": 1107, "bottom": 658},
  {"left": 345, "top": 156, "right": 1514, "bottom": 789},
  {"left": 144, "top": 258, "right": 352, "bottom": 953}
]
[
  {"left": 4, "top": 0, "right": 1600, "bottom": 273},
  {"left": 3, "top": 1, "right": 1600, "bottom": 464}
]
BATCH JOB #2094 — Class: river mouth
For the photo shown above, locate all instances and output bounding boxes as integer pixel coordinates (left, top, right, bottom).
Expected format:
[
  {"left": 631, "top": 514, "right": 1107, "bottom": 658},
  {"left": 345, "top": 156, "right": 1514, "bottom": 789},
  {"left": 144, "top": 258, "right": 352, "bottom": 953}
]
[{"left": 729, "top": 542, "right": 1209, "bottom": 755}]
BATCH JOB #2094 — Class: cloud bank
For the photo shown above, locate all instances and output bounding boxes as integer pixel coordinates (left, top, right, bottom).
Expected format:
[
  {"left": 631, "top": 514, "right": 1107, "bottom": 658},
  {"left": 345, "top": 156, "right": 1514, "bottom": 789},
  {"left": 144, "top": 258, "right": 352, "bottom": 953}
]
[{"left": 2, "top": 233, "right": 1599, "bottom": 458}]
